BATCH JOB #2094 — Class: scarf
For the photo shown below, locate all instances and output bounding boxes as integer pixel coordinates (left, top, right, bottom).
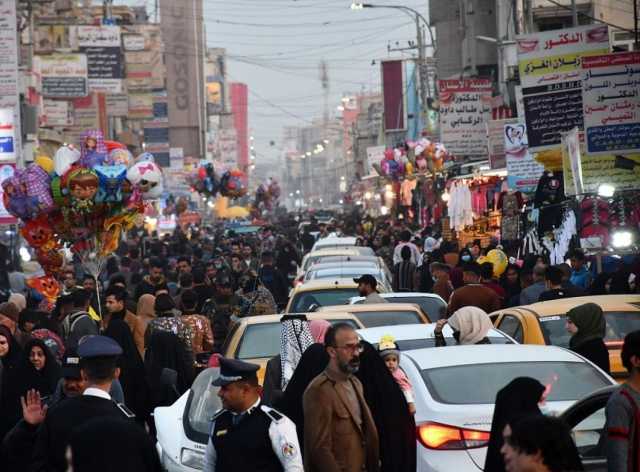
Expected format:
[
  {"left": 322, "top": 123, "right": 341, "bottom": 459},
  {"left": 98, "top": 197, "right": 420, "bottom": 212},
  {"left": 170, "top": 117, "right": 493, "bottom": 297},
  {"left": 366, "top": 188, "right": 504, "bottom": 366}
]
[
  {"left": 567, "top": 302, "right": 605, "bottom": 349},
  {"left": 279, "top": 319, "right": 314, "bottom": 390},
  {"left": 448, "top": 306, "right": 493, "bottom": 345}
]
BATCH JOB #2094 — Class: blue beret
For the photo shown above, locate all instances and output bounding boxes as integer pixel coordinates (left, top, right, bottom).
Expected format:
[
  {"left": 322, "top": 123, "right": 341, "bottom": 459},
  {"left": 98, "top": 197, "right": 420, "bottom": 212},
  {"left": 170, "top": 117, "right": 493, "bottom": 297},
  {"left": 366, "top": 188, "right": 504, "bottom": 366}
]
[
  {"left": 77, "top": 335, "right": 123, "bottom": 358},
  {"left": 212, "top": 358, "right": 259, "bottom": 387}
]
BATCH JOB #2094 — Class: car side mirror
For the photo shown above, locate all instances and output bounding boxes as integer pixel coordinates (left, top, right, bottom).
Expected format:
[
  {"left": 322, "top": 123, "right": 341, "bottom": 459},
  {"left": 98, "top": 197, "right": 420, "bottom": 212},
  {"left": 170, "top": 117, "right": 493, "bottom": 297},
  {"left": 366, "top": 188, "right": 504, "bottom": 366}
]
[{"left": 308, "top": 303, "right": 319, "bottom": 312}]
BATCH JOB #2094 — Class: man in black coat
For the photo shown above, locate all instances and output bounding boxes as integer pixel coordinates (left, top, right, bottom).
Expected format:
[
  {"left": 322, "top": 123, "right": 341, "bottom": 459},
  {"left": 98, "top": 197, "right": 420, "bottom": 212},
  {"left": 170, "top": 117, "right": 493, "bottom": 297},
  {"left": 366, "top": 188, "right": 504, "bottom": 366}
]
[
  {"left": 30, "top": 336, "right": 138, "bottom": 471},
  {"left": 258, "top": 252, "right": 289, "bottom": 310}
]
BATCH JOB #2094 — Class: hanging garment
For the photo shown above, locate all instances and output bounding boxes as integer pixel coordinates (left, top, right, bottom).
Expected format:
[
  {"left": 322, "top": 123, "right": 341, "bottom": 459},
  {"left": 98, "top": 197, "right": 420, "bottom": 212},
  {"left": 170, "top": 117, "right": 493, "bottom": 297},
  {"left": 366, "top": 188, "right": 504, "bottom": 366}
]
[
  {"left": 498, "top": 191, "right": 524, "bottom": 242},
  {"left": 400, "top": 179, "right": 417, "bottom": 206},
  {"left": 541, "top": 209, "right": 577, "bottom": 265},
  {"left": 534, "top": 171, "right": 566, "bottom": 234}
]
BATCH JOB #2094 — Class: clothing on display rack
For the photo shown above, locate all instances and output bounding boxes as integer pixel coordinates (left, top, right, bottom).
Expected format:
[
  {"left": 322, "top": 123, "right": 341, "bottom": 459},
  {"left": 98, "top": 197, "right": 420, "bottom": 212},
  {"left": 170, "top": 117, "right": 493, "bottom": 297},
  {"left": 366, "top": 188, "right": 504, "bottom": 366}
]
[
  {"left": 400, "top": 178, "right": 417, "bottom": 207},
  {"left": 542, "top": 208, "right": 577, "bottom": 265},
  {"left": 534, "top": 171, "right": 566, "bottom": 234},
  {"left": 448, "top": 181, "right": 473, "bottom": 231},
  {"left": 498, "top": 191, "right": 524, "bottom": 242},
  {"left": 580, "top": 197, "right": 610, "bottom": 247}
]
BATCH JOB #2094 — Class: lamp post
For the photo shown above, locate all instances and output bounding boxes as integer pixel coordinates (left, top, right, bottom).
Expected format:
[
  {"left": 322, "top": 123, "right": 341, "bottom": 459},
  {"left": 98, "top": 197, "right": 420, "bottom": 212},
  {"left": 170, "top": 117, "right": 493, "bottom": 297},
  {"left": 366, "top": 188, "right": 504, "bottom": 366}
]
[{"left": 351, "top": 2, "right": 436, "bottom": 132}]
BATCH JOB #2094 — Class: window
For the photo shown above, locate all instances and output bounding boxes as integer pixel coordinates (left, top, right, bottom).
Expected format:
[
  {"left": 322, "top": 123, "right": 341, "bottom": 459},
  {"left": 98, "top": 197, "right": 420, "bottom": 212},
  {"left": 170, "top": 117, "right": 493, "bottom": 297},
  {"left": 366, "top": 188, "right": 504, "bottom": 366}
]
[
  {"left": 369, "top": 336, "right": 511, "bottom": 351},
  {"left": 538, "top": 312, "right": 640, "bottom": 347},
  {"left": 290, "top": 288, "right": 359, "bottom": 312},
  {"left": 498, "top": 315, "right": 524, "bottom": 343},
  {"left": 421, "top": 361, "right": 610, "bottom": 405},
  {"left": 571, "top": 406, "right": 606, "bottom": 459},
  {"left": 184, "top": 368, "right": 223, "bottom": 443},
  {"left": 353, "top": 310, "right": 422, "bottom": 328}
]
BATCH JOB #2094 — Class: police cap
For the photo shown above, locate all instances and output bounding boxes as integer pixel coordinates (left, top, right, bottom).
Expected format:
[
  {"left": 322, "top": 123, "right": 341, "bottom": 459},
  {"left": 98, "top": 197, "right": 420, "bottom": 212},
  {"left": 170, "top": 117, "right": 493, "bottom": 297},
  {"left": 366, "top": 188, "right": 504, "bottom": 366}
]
[
  {"left": 212, "top": 357, "right": 259, "bottom": 387},
  {"left": 77, "top": 335, "right": 123, "bottom": 359}
]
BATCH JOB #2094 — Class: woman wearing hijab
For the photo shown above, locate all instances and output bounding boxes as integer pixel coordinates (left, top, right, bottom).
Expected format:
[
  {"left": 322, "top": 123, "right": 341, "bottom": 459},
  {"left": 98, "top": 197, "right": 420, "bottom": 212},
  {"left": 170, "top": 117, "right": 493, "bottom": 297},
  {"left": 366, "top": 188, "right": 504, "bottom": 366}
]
[
  {"left": 566, "top": 303, "right": 610, "bottom": 373},
  {"left": 275, "top": 343, "right": 329, "bottom": 453},
  {"left": 8, "top": 293, "right": 26, "bottom": 313},
  {"left": 434, "top": 306, "right": 493, "bottom": 346},
  {"left": 308, "top": 319, "right": 331, "bottom": 344},
  {"left": 355, "top": 341, "right": 416, "bottom": 472},
  {"left": 0, "top": 325, "right": 22, "bottom": 439},
  {"left": 484, "top": 377, "right": 545, "bottom": 472},
  {"left": 133, "top": 294, "right": 156, "bottom": 357},
  {"left": 0, "top": 338, "right": 60, "bottom": 440},
  {"left": 69, "top": 416, "right": 161, "bottom": 471},
  {"left": 262, "top": 316, "right": 314, "bottom": 406},
  {"left": 104, "top": 313, "right": 151, "bottom": 423},
  {"left": 145, "top": 330, "right": 194, "bottom": 409}
]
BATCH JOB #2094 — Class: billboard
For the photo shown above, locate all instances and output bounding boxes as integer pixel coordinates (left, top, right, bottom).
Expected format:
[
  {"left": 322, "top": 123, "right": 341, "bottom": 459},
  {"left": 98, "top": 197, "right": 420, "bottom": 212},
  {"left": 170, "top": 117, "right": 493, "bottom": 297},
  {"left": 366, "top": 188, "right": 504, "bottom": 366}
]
[
  {"left": 504, "top": 121, "right": 544, "bottom": 193},
  {"left": 438, "top": 78, "right": 492, "bottom": 156},
  {"left": 516, "top": 24, "right": 609, "bottom": 151},
  {"left": 75, "top": 26, "right": 123, "bottom": 94},
  {"left": 36, "top": 54, "right": 88, "bottom": 98},
  {"left": 581, "top": 52, "right": 640, "bottom": 155},
  {"left": 0, "top": 0, "right": 21, "bottom": 163}
]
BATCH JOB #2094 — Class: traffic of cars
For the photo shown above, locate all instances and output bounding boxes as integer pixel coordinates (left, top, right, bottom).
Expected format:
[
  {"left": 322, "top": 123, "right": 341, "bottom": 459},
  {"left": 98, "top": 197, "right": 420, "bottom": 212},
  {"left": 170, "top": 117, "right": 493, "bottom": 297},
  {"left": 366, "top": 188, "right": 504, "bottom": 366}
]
[{"left": 155, "top": 235, "right": 632, "bottom": 472}]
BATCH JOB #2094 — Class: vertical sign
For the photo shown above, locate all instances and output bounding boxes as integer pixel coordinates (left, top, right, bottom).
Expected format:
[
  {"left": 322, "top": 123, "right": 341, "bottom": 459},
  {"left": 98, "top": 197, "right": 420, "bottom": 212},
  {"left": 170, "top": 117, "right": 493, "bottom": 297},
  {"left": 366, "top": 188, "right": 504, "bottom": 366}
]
[
  {"left": 505, "top": 122, "right": 544, "bottom": 193},
  {"left": 0, "top": 0, "right": 20, "bottom": 165},
  {"left": 0, "top": 162, "right": 17, "bottom": 224},
  {"left": 438, "top": 78, "right": 492, "bottom": 156},
  {"left": 381, "top": 60, "right": 406, "bottom": 131},
  {"left": 581, "top": 52, "right": 640, "bottom": 155},
  {"left": 562, "top": 127, "right": 584, "bottom": 195}
]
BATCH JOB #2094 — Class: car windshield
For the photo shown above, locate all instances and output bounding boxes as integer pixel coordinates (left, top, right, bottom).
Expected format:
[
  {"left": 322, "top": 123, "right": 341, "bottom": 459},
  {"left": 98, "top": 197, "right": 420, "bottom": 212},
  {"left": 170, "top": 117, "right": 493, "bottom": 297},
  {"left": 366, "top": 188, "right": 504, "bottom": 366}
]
[
  {"left": 187, "top": 368, "right": 223, "bottom": 435},
  {"left": 538, "top": 312, "right": 640, "bottom": 347},
  {"left": 290, "top": 289, "right": 358, "bottom": 312},
  {"left": 237, "top": 318, "right": 358, "bottom": 359},
  {"left": 355, "top": 296, "right": 446, "bottom": 320},
  {"left": 369, "top": 336, "right": 511, "bottom": 350},
  {"left": 353, "top": 310, "right": 423, "bottom": 328},
  {"left": 422, "top": 361, "right": 610, "bottom": 405},
  {"left": 308, "top": 268, "right": 382, "bottom": 281}
]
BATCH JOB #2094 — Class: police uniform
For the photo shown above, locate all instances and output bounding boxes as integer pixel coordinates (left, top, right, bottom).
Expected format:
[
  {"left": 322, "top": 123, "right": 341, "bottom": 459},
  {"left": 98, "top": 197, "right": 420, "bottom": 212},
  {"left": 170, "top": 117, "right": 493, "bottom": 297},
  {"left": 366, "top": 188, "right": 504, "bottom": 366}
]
[
  {"left": 203, "top": 358, "right": 303, "bottom": 472},
  {"left": 30, "top": 336, "right": 136, "bottom": 472}
]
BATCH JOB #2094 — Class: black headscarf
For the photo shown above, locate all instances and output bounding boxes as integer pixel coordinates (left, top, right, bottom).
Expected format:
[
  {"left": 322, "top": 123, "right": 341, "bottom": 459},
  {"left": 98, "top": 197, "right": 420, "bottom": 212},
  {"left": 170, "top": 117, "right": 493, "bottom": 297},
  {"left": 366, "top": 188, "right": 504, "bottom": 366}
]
[
  {"left": 70, "top": 416, "right": 162, "bottom": 471},
  {"left": 104, "top": 318, "right": 151, "bottom": 419},
  {"left": 484, "top": 377, "right": 545, "bottom": 472},
  {"left": 275, "top": 343, "right": 329, "bottom": 451},
  {"left": 0, "top": 324, "right": 22, "bottom": 371},
  {"left": 354, "top": 341, "right": 416, "bottom": 472},
  {"left": 144, "top": 331, "right": 194, "bottom": 408},
  {"left": 0, "top": 325, "right": 23, "bottom": 440}
]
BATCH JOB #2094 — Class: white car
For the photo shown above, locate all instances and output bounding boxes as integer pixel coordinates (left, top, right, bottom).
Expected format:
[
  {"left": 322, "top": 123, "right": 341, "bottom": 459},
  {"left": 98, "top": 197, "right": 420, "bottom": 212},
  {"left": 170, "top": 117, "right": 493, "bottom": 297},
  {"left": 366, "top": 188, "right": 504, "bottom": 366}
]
[
  {"left": 398, "top": 344, "right": 615, "bottom": 471},
  {"left": 155, "top": 368, "right": 221, "bottom": 471},
  {"left": 311, "top": 236, "right": 357, "bottom": 251},
  {"left": 304, "top": 266, "right": 392, "bottom": 292},
  {"left": 357, "top": 323, "right": 516, "bottom": 350},
  {"left": 349, "top": 292, "right": 448, "bottom": 321}
]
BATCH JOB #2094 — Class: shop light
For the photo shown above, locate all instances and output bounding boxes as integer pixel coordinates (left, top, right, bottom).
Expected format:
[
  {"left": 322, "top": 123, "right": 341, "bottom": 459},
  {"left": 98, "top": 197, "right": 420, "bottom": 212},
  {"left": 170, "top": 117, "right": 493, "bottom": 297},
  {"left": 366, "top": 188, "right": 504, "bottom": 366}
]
[
  {"left": 356, "top": 200, "right": 363, "bottom": 205},
  {"left": 364, "top": 192, "right": 372, "bottom": 200},
  {"left": 385, "top": 184, "right": 392, "bottom": 191},
  {"left": 612, "top": 231, "right": 633, "bottom": 249},
  {"left": 19, "top": 247, "right": 31, "bottom": 262},
  {"left": 339, "top": 199, "right": 344, "bottom": 204},
  {"left": 380, "top": 206, "right": 389, "bottom": 215},
  {"left": 598, "top": 184, "right": 615, "bottom": 198}
]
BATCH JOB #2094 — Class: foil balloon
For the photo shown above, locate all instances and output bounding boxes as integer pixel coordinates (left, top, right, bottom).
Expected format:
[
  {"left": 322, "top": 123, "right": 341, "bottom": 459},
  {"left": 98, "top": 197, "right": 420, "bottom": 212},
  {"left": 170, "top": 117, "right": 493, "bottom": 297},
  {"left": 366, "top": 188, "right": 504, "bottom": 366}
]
[
  {"left": 126, "top": 160, "right": 164, "bottom": 199},
  {"left": 20, "top": 215, "right": 57, "bottom": 251},
  {"left": 486, "top": 249, "right": 508, "bottom": 277},
  {"left": 95, "top": 165, "right": 127, "bottom": 203},
  {"left": 54, "top": 145, "right": 80, "bottom": 177},
  {"left": 107, "top": 148, "right": 132, "bottom": 167},
  {"left": 27, "top": 275, "right": 60, "bottom": 302},
  {"left": 35, "top": 155, "right": 54, "bottom": 175}
]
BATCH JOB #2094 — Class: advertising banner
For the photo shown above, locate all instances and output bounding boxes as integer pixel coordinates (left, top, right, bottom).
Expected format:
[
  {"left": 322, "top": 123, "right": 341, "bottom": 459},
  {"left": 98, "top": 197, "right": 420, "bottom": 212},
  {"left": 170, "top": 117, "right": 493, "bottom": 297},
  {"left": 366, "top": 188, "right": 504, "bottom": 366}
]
[
  {"left": 563, "top": 150, "right": 640, "bottom": 194},
  {"left": 0, "top": 108, "right": 16, "bottom": 162},
  {"left": 516, "top": 25, "right": 609, "bottom": 151},
  {"left": 487, "top": 118, "right": 517, "bottom": 168},
  {"left": 438, "top": 78, "right": 492, "bottom": 156},
  {"left": 75, "top": 26, "right": 123, "bottom": 94},
  {"left": 381, "top": 60, "right": 406, "bottom": 132},
  {"left": 581, "top": 52, "right": 640, "bottom": 155},
  {"left": 37, "top": 54, "right": 88, "bottom": 98},
  {"left": 0, "top": 163, "right": 17, "bottom": 224},
  {"left": 0, "top": 0, "right": 21, "bottom": 163},
  {"left": 562, "top": 127, "right": 584, "bottom": 195},
  {"left": 504, "top": 121, "right": 544, "bottom": 193},
  {"left": 128, "top": 93, "right": 153, "bottom": 119},
  {"left": 123, "top": 34, "right": 145, "bottom": 51},
  {"left": 105, "top": 94, "right": 128, "bottom": 116}
]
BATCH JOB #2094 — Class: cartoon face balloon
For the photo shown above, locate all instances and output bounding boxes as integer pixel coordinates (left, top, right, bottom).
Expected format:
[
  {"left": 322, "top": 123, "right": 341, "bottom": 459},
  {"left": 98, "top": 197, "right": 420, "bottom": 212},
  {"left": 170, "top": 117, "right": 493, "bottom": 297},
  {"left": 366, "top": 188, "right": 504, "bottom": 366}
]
[
  {"left": 27, "top": 275, "right": 60, "bottom": 301},
  {"left": 107, "top": 148, "right": 133, "bottom": 167},
  {"left": 126, "top": 160, "right": 163, "bottom": 199},
  {"left": 21, "top": 216, "right": 56, "bottom": 250},
  {"left": 95, "top": 165, "right": 127, "bottom": 203}
]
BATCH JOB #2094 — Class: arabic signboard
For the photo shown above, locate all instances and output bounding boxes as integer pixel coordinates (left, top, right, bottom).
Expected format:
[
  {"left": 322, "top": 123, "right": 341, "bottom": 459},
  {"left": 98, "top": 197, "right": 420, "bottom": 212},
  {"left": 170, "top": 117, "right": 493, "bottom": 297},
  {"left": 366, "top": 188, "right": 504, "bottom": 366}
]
[
  {"left": 74, "top": 25, "right": 121, "bottom": 48},
  {"left": 123, "top": 34, "right": 145, "bottom": 51},
  {"left": 438, "top": 79, "right": 492, "bottom": 156},
  {"left": 563, "top": 148, "right": 640, "bottom": 194},
  {"left": 42, "top": 99, "right": 73, "bottom": 126},
  {"left": 74, "top": 26, "right": 123, "bottom": 94},
  {"left": 0, "top": 163, "right": 17, "bottom": 224},
  {"left": 581, "top": 52, "right": 640, "bottom": 155},
  {"left": 0, "top": 0, "right": 20, "bottom": 164},
  {"left": 516, "top": 25, "right": 609, "bottom": 151},
  {"left": 37, "top": 54, "right": 88, "bottom": 98},
  {"left": 487, "top": 118, "right": 517, "bottom": 168},
  {"left": 105, "top": 94, "right": 128, "bottom": 116},
  {"left": 128, "top": 93, "right": 153, "bottom": 119},
  {"left": 505, "top": 121, "right": 544, "bottom": 193}
]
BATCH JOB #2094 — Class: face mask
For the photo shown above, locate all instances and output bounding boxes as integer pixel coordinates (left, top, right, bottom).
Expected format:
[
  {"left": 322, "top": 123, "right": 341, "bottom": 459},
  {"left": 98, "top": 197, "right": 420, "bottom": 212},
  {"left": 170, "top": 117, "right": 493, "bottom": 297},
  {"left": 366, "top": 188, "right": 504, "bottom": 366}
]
[
  {"left": 432, "top": 276, "right": 438, "bottom": 283},
  {"left": 215, "top": 262, "right": 223, "bottom": 269},
  {"left": 461, "top": 255, "right": 471, "bottom": 262}
]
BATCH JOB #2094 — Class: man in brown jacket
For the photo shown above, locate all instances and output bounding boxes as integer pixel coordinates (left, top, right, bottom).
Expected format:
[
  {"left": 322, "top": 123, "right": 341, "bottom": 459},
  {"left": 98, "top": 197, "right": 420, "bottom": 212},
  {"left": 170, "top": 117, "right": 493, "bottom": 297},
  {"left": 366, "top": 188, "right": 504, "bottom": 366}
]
[
  {"left": 104, "top": 286, "right": 137, "bottom": 334},
  {"left": 303, "top": 323, "right": 380, "bottom": 472},
  {"left": 447, "top": 262, "right": 501, "bottom": 317}
]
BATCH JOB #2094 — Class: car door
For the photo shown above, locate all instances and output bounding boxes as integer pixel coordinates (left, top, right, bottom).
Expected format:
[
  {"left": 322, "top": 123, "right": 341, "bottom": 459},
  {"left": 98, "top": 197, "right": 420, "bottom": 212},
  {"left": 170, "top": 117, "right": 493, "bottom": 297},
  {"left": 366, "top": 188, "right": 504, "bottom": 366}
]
[
  {"left": 496, "top": 313, "right": 525, "bottom": 344},
  {"left": 562, "top": 390, "right": 613, "bottom": 472}
]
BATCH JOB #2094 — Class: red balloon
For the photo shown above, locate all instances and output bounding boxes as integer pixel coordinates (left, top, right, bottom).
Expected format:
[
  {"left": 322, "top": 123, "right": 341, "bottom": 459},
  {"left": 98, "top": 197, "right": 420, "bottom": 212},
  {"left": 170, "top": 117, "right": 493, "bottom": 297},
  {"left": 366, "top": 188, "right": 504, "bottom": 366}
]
[{"left": 104, "top": 140, "right": 126, "bottom": 152}]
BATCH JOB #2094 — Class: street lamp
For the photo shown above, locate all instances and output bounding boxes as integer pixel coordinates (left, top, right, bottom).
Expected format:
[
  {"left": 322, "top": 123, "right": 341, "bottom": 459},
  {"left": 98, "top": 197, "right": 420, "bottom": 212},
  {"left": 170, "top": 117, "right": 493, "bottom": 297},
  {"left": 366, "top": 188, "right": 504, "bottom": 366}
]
[{"left": 351, "top": 2, "right": 436, "bottom": 131}]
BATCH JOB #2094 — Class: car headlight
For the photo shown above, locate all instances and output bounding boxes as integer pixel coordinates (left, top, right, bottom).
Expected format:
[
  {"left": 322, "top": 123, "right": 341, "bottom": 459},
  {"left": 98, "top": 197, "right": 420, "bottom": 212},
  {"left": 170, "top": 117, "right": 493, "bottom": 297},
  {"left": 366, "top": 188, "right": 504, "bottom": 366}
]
[{"left": 181, "top": 448, "right": 205, "bottom": 469}]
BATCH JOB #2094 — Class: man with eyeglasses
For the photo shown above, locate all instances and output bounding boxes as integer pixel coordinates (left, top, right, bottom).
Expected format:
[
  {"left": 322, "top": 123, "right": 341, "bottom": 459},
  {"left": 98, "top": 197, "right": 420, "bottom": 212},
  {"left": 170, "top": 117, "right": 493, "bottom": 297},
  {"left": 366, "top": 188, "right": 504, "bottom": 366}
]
[{"left": 303, "top": 323, "right": 380, "bottom": 472}]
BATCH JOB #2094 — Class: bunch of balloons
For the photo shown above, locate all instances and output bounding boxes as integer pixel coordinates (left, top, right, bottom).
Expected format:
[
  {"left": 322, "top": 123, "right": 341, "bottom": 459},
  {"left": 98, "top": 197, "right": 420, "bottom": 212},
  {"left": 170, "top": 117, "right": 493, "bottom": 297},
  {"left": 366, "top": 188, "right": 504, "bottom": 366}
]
[
  {"left": 188, "top": 164, "right": 247, "bottom": 199},
  {"left": 2, "top": 129, "right": 163, "bottom": 305},
  {"left": 410, "top": 138, "right": 449, "bottom": 173},
  {"left": 254, "top": 179, "right": 281, "bottom": 212}
]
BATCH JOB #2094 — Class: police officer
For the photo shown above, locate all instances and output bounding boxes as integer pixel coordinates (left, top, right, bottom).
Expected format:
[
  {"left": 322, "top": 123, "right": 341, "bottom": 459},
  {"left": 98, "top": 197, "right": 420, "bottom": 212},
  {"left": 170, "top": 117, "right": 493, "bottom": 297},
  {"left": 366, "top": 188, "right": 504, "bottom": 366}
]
[
  {"left": 30, "top": 335, "right": 137, "bottom": 472},
  {"left": 203, "top": 358, "right": 303, "bottom": 472}
]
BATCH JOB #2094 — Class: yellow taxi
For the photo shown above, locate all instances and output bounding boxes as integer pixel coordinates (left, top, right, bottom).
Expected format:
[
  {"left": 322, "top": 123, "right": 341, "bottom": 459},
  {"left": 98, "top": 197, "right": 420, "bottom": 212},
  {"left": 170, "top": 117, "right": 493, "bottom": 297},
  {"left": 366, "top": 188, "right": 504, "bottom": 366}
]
[
  {"left": 318, "top": 302, "right": 430, "bottom": 328},
  {"left": 286, "top": 278, "right": 387, "bottom": 313},
  {"left": 491, "top": 295, "right": 640, "bottom": 379},
  {"left": 221, "top": 312, "right": 364, "bottom": 384}
]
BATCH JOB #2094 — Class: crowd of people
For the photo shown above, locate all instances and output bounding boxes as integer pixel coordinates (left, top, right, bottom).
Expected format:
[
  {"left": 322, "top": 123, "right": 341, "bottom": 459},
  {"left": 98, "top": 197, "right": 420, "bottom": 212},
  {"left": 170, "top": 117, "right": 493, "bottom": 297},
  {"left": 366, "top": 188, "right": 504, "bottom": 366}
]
[{"left": 0, "top": 211, "right": 638, "bottom": 471}]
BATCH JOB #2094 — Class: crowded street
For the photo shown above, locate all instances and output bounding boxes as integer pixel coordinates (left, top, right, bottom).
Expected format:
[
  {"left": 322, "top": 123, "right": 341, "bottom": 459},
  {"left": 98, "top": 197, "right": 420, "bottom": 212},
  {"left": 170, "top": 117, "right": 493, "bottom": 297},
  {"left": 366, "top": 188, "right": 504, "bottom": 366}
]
[{"left": 1, "top": 0, "right": 640, "bottom": 471}]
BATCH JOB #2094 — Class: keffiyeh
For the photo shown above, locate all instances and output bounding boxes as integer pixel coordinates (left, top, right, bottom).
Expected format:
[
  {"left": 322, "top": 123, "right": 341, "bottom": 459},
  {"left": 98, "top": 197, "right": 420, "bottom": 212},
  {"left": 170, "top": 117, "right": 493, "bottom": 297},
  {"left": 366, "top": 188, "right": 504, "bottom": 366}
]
[{"left": 280, "top": 319, "right": 314, "bottom": 390}]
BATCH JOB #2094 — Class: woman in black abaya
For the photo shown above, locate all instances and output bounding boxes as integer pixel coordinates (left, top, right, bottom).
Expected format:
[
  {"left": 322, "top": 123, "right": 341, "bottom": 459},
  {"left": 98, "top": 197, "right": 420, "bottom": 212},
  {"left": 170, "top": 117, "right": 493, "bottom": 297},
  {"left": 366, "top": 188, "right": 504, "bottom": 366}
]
[
  {"left": 355, "top": 341, "right": 416, "bottom": 472},
  {"left": 484, "top": 377, "right": 545, "bottom": 472}
]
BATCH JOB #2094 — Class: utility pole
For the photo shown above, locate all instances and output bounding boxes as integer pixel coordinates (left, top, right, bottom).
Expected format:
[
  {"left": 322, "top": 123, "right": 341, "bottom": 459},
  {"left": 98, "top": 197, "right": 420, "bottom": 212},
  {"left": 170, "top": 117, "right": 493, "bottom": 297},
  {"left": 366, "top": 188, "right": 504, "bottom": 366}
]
[{"left": 571, "top": 0, "right": 578, "bottom": 26}]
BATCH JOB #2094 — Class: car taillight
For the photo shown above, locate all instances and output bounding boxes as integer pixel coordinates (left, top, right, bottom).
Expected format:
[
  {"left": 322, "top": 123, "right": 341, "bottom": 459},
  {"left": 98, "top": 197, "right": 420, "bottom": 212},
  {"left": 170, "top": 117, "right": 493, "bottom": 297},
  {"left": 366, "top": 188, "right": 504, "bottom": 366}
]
[{"left": 417, "top": 422, "right": 490, "bottom": 450}]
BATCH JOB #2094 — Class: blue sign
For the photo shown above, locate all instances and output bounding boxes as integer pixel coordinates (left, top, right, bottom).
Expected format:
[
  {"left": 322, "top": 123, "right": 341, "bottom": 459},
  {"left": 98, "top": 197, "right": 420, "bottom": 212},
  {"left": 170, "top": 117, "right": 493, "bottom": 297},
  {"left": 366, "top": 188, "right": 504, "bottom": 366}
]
[{"left": 0, "top": 136, "right": 14, "bottom": 153}]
